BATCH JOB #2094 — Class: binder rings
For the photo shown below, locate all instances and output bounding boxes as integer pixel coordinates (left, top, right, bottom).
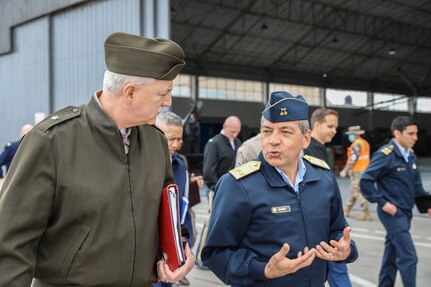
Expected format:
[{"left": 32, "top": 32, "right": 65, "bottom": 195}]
[{"left": 159, "top": 184, "right": 186, "bottom": 270}]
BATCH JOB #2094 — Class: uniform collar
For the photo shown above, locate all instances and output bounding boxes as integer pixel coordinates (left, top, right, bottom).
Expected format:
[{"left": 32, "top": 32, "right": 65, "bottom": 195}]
[
  {"left": 257, "top": 153, "right": 320, "bottom": 188},
  {"left": 87, "top": 90, "right": 122, "bottom": 130},
  {"left": 390, "top": 139, "right": 409, "bottom": 161},
  {"left": 392, "top": 139, "right": 410, "bottom": 162}
]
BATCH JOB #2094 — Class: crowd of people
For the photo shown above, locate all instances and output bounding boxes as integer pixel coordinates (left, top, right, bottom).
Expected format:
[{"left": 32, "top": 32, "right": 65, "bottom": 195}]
[{"left": 0, "top": 32, "right": 430, "bottom": 287}]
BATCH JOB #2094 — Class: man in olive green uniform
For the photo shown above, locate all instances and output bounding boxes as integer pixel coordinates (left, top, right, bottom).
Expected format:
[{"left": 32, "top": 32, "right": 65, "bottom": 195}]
[{"left": 0, "top": 32, "right": 194, "bottom": 287}]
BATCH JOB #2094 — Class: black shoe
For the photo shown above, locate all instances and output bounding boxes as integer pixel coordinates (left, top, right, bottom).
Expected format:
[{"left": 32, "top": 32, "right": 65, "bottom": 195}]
[
  {"left": 178, "top": 277, "right": 190, "bottom": 286},
  {"left": 195, "top": 261, "right": 209, "bottom": 270}
]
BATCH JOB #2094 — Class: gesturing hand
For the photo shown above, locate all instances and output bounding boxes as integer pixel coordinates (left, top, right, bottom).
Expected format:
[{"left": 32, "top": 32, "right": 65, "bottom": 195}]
[
  {"left": 264, "top": 243, "right": 316, "bottom": 279},
  {"left": 315, "top": 227, "right": 352, "bottom": 262}
]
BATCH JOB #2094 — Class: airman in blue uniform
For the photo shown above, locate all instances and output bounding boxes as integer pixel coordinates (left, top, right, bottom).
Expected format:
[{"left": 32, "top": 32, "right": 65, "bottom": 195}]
[
  {"left": 0, "top": 124, "right": 33, "bottom": 178},
  {"left": 202, "top": 92, "right": 358, "bottom": 287},
  {"left": 360, "top": 116, "right": 431, "bottom": 287}
]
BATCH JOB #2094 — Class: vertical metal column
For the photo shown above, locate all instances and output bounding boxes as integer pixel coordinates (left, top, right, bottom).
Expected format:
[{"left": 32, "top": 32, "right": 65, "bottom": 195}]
[
  {"left": 142, "top": 0, "right": 154, "bottom": 38},
  {"left": 142, "top": 0, "right": 171, "bottom": 38},
  {"left": 156, "top": 0, "right": 170, "bottom": 38}
]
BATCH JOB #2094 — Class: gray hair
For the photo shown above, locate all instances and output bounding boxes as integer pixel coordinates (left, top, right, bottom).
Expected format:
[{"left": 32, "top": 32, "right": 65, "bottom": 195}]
[
  {"left": 103, "top": 70, "right": 156, "bottom": 95},
  {"left": 156, "top": 111, "right": 184, "bottom": 129},
  {"left": 260, "top": 117, "right": 310, "bottom": 135}
]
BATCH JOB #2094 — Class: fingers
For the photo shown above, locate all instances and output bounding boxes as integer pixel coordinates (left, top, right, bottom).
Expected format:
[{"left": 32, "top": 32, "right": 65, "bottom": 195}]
[
  {"left": 162, "top": 244, "right": 195, "bottom": 283},
  {"left": 274, "top": 243, "right": 290, "bottom": 262},
  {"left": 293, "top": 247, "right": 316, "bottom": 271},
  {"left": 156, "top": 260, "right": 168, "bottom": 282}
]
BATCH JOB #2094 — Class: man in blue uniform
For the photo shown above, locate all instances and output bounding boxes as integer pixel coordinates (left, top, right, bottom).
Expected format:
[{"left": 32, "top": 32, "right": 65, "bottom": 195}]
[
  {"left": 155, "top": 111, "right": 204, "bottom": 287},
  {"left": 202, "top": 91, "right": 358, "bottom": 287},
  {"left": 360, "top": 116, "right": 431, "bottom": 287},
  {"left": 0, "top": 124, "right": 33, "bottom": 179}
]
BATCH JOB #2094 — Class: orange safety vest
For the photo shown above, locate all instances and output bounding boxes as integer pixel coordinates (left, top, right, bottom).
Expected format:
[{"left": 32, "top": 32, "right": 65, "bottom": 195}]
[{"left": 347, "top": 137, "right": 370, "bottom": 171}]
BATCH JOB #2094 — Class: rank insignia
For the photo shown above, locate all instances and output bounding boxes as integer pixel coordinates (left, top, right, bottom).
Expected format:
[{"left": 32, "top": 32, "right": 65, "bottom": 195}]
[{"left": 229, "top": 160, "right": 261, "bottom": 180}]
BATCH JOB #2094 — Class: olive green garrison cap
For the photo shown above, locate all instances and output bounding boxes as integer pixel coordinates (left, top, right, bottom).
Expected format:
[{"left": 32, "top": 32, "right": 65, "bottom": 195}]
[{"left": 104, "top": 32, "right": 185, "bottom": 80}]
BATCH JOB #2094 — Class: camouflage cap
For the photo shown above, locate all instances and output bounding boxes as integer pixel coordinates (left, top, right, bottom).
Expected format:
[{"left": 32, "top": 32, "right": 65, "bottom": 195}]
[
  {"left": 104, "top": 32, "right": 185, "bottom": 80},
  {"left": 262, "top": 91, "right": 309, "bottom": 123}
]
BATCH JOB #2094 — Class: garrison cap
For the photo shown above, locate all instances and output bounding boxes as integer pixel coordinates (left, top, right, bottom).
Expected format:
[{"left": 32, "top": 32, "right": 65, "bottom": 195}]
[
  {"left": 104, "top": 32, "right": 185, "bottom": 80},
  {"left": 262, "top": 91, "right": 309, "bottom": 123}
]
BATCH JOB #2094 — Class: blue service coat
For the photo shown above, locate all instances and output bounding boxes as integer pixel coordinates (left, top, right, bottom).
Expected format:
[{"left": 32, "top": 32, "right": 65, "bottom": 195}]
[
  {"left": 360, "top": 139, "right": 428, "bottom": 210},
  {"left": 0, "top": 140, "right": 20, "bottom": 178},
  {"left": 202, "top": 154, "right": 358, "bottom": 287},
  {"left": 172, "top": 155, "right": 194, "bottom": 246}
]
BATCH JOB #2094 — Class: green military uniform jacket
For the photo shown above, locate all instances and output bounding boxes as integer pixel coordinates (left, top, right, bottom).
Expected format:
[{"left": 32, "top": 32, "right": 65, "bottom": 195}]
[{"left": 0, "top": 95, "right": 174, "bottom": 287}]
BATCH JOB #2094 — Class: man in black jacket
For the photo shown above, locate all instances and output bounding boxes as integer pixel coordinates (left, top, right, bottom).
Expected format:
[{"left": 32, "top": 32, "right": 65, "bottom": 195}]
[
  {"left": 196, "top": 115, "right": 241, "bottom": 268},
  {"left": 203, "top": 116, "right": 242, "bottom": 191},
  {"left": 304, "top": 108, "right": 352, "bottom": 287}
]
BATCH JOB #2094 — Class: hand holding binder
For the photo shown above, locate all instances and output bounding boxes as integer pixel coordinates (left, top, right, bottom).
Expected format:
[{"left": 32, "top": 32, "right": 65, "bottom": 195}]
[{"left": 159, "top": 184, "right": 186, "bottom": 271}]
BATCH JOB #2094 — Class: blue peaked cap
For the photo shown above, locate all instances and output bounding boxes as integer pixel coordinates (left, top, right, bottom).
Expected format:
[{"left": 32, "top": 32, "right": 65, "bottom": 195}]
[{"left": 262, "top": 91, "right": 309, "bottom": 123}]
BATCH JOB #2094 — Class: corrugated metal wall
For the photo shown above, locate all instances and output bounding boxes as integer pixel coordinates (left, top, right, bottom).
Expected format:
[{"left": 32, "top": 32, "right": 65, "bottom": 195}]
[
  {"left": 52, "top": 0, "right": 141, "bottom": 109},
  {"left": 0, "top": 17, "right": 50, "bottom": 146},
  {"left": 0, "top": 0, "right": 143, "bottom": 147}
]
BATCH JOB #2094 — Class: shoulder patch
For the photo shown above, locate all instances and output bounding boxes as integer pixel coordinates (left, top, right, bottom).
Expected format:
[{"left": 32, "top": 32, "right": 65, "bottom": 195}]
[
  {"left": 229, "top": 160, "right": 261, "bottom": 180},
  {"left": 303, "top": 155, "right": 330, "bottom": 170},
  {"left": 34, "top": 106, "right": 82, "bottom": 133},
  {"left": 381, "top": 144, "right": 393, "bottom": 155}
]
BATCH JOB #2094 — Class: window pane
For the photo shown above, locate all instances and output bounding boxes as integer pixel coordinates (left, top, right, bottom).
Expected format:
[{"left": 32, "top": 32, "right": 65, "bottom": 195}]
[
  {"left": 199, "top": 76, "right": 263, "bottom": 102},
  {"left": 172, "top": 74, "right": 192, "bottom": 98},
  {"left": 373, "top": 93, "right": 408, "bottom": 111},
  {"left": 269, "top": 83, "right": 321, "bottom": 106},
  {"left": 326, "top": 89, "right": 367, "bottom": 108},
  {"left": 416, "top": 97, "right": 431, "bottom": 113}
]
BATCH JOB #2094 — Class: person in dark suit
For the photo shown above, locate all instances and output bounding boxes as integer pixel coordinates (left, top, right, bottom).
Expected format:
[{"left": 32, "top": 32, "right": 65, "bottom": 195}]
[
  {"left": 0, "top": 32, "right": 194, "bottom": 287},
  {"left": 202, "top": 91, "right": 357, "bottom": 287},
  {"left": 203, "top": 115, "right": 242, "bottom": 192},
  {"left": 195, "top": 115, "right": 242, "bottom": 268},
  {"left": 360, "top": 116, "right": 431, "bottom": 287},
  {"left": 304, "top": 108, "right": 352, "bottom": 287},
  {"left": 0, "top": 124, "right": 33, "bottom": 179}
]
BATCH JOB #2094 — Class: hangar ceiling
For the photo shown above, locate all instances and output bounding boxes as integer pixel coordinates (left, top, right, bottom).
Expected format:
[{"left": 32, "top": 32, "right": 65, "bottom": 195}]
[{"left": 171, "top": 0, "right": 431, "bottom": 97}]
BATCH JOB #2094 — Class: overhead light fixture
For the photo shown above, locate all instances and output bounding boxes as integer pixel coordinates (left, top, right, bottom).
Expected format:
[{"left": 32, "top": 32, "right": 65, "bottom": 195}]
[
  {"left": 332, "top": 36, "right": 339, "bottom": 44},
  {"left": 322, "top": 73, "right": 328, "bottom": 78},
  {"left": 261, "top": 22, "right": 269, "bottom": 30},
  {"left": 388, "top": 47, "right": 397, "bottom": 56}
]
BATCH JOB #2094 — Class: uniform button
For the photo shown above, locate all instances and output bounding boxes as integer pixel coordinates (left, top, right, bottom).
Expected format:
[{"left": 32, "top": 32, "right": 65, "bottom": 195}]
[{"left": 72, "top": 108, "right": 79, "bottom": 113}]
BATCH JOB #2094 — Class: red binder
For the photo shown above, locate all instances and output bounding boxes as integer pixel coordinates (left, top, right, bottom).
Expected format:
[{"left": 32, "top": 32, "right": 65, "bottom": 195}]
[{"left": 159, "top": 184, "right": 186, "bottom": 271}]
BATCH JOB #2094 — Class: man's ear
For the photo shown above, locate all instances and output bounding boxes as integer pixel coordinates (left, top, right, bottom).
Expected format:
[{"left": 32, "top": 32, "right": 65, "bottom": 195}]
[
  {"left": 303, "top": 129, "right": 312, "bottom": 149},
  {"left": 122, "top": 83, "right": 136, "bottom": 104},
  {"left": 393, "top": 130, "right": 401, "bottom": 138}
]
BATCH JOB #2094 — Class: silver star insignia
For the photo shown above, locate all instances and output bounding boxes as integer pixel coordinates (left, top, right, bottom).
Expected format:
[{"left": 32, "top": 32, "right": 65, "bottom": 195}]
[{"left": 51, "top": 115, "right": 60, "bottom": 120}]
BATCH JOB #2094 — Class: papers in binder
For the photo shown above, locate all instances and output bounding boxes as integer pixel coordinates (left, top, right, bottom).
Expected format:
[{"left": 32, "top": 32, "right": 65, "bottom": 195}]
[
  {"left": 159, "top": 184, "right": 186, "bottom": 271},
  {"left": 180, "top": 196, "right": 189, "bottom": 225}
]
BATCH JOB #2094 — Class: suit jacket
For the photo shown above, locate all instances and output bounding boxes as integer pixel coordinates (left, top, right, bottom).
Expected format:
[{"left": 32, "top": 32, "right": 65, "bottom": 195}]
[
  {"left": 203, "top": 133, "right": 241, "bottom": 190},
  {"left": 0, "top": 95, "right": 174, "bottom": 287}
]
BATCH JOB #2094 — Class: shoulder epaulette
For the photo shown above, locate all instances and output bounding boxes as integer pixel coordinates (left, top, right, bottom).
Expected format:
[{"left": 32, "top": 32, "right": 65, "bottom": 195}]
[
  {"left": 229, "top": 160, "right": 261, "bottom": 180},
  {"left": 381, "top": 144, "right": 393, "bottom": 155},
  {"left": 303, "top": 155, "right": 330, "bottom": 170},
  {"left": 34, "top": 106, "right": 82, "bottom": 133}
]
